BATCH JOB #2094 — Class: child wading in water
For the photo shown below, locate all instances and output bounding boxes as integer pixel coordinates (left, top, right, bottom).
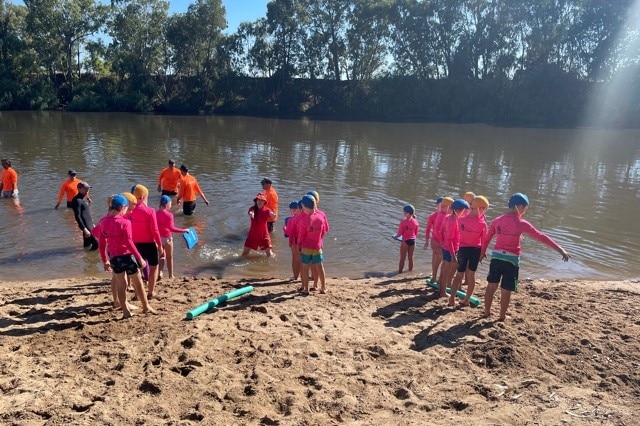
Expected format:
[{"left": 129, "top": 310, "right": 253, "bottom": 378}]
[
  {"left": 297, "top": 194, "right": 328, "bottom": 294},
  {"left": 449, "top": 195, "right": 489, "bottom": 307},
  {"left": 283, "top": 200, "right": 302, "bottom": 280},
  {"left": 439, "top": 199, "right": 470, "bottom": 298},
  {"left": 394, "top": 204, "right": 419, "bottom": 274},
  {"left": 242, "top": 193, "right": 276, "bottom": 257},
  {"left": 156, "top": 195, "right": 188, "bottom": 279},
  {"left": 481, "top": 193, "right": 570, "bottom": 321}
]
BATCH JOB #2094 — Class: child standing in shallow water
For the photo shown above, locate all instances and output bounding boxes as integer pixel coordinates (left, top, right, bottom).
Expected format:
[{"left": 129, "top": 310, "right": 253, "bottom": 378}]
[
  {"left": 297, "top": 195, "right": 328, "bottom": 294},
  {"left": 481, "top": 193, "right": 570, "bottom": 321},
  {"left": 394, "top": 204, "right": 419, "bottom": 274},
  {"left": 242, "top": 193, "right": 276, "bottom": 257},
  {"left": 283, "top": 201, "right": 302, "bottom": 280}
]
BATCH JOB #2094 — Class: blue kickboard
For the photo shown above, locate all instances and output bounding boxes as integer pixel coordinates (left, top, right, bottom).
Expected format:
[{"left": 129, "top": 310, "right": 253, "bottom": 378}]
[{"left": 183, "top": 227, "right": 199, "bottom": 249}]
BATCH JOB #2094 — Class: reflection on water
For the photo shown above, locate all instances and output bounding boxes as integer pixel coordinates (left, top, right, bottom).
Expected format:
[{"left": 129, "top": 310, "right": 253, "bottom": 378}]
[{"left": 1, "top": 111, "right": 639, "bottom": 281}]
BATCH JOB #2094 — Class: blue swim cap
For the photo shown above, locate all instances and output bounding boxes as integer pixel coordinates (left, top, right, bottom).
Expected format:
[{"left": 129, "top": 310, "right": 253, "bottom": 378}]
[
  {"left": 289, "top": 201, "right": 299, "bottom": 209},
  {"left": 403, "top": 204, "right": 415, "bottom": 215},
  {"left": 436, "top": 197, "right": 444, "bottom": 204},
  {"left": 112, "top": 194, "right": 129, "bottom": 209},
  {"left": 451, "top": 199, "right": 470, "bottom": 210},
  {"left": 160, "top": 195, "right": 171, "bottom": 206},
  {"left": 301, "top": 194, "right": 316, "bottom": 209},
  {"left": 508, "top": 193, "right": 529, "bottom": 208}
]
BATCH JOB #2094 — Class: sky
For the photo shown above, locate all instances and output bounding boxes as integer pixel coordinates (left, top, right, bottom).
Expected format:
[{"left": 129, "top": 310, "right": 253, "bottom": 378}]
[{"left": 170, "top": 0, "right": 270, "bottom": 33}]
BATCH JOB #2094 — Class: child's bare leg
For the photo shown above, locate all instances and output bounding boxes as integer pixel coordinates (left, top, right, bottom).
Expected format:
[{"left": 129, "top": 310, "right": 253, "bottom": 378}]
[
  {"left": 499, "top": 288, "right": 512, "bottom": 321},
  {"left": 431, "top": 247, "right": 442, "bottom": 281},
  {"left": 300, "top": 263, "right": 310, "bottom": 293},
  {"left": 407, "top": 244, "right": 415, "bottom": 272},
  {"left": 111, "top": 274, "right": 119, "bottom": 308},
  {"left": 290, "top": 246, "right": 301, "bottom": 279},
  {"left": 315, "top": 263, "right": 326, "bottom": 293},
  {"left": 439, "top": 261, "right": 450, "bottom": 297},
  {"left": 449, "top": 271, "right": 464, "bottom": 306},
  {"left": 147, "top": 265, "right": 159, "bottom": 298},
  {"left": 398, "top": 243, "right": 408, "bottom": 273},
  {"left": 461, "top": 270, "right": 476, "bottom": 305},
  {"left": 242, "top": 246, "right": 250, "bottom": 256},
  {"left": 130, "top": 272, "right": 156, "bottom": 314},
  {"left": 115, "top": 273, "right": 131, "bottom": 318},
  {"left": 484, "top": 283, "right": 499, "bottom": 317}
]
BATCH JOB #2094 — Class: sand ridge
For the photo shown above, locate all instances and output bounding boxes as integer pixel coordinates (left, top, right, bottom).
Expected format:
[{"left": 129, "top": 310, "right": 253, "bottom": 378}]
[{"left": 0, "top": 275, "right": 638, "bottom": 425}]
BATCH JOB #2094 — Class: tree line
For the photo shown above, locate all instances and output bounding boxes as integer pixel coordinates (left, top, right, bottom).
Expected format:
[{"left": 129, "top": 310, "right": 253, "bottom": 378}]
[{"left": 1, "top": 0, "right": 639, "bottom": 126}]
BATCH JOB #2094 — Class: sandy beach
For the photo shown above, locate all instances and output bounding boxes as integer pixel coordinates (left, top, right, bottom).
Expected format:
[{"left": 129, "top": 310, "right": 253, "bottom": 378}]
[{"left": 0, "top": 274, "right": 638, "bottom": 425}]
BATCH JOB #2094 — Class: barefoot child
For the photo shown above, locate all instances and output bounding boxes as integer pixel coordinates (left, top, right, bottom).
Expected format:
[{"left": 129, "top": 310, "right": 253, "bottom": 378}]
[
  {"left": 297, "top": 194, "right": 329, "bottom": 294},
  {"left": 283, "top": 201, "right": 302, "bottom": 279},
  {"left": 423, "top": 197, "right": 443, "bottom": 282},
  {"left": 449, "top": 196, "right": 489, "bottom": 307},
  {"left": 394, "top": 204, "right": 419, "bottom": 274},
  {"left": 242, "top": 193, "right": 276, "bottom": 257},
  {"left": 431, "top": 197, "right": 454, "bottom": 287},
  {"left": 157, "top": 195, "right": 188, "bottom": 279},
  {"left": 481, "top": 193, "right": 570, "bottom": 321},
  {"left": 440, "top": 199, "right": 469, "bottom": 300},
  {"left": 98, "top": 194, "right": 157, "bottom": 319}
]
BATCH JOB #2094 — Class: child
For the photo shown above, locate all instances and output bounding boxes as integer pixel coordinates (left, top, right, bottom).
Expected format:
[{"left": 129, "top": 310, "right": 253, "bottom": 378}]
[
  {"left": 439, "top": 199, "right": 469, "bottom": 299},
  {"left": 431, "top": 197, "right": 454, "bottom": 286},
  {"left": 394, "top": 204, "right": 419, "bottom": 274},
  {"left": 449, "top": 195, "right": 489, "bottom": 307},
  {"left": 98, "top": 194, "right": 156, "bottom": 319},
  {"left": 242, "top": 193, "right": 276, "bottom": 257},
  {"left": 283, "top": 201, "right": 302, "bottom": 280},
  {"left": 481, "top": 193, "right": 570, "bottom": 321},
  {"left": 423, "top": 197, "right": 443, "bottom": 282},
  {"left": 157, "top": 195, "right": 188, "bottom": 280},
  {"left": 297, "top": 194, "right": 329, "bottom": 294}
]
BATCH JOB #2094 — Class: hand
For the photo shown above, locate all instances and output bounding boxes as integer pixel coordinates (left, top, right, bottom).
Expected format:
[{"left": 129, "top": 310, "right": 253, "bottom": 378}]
[
  {"left": 176, "top": 199, "right": 181, "bottom": 206},
  {"left": 138, "top": 258, "right": 147, "bottom": 269},
  {"left": 559, "top": 248, "right": 570, "bottom": 262},
  {"left": 424, "top": 241, "right": 429, "bottom": 249},
  {"left": 157, "top": 185, "right": 162, "bottom": 193},
  {"left": 54, "top": 203, "right": 60, "bottom": 210},
  {"left": 480, "top": 252, "right": 487, "bottom": 262},
  {"left": 249, "top": 211, "right": 255, "bottom": 219},
  {"left": 204, "top": 199, "right": 209, "bottom": 206},
  {"left": 103, "top": 262, "right": 112, "bottom": 272},
  {"left": 83, "top": 228, "right": 91, "bottom": 237}
]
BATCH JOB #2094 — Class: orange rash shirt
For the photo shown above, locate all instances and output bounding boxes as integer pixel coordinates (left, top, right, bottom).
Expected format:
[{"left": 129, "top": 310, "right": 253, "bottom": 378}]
[
  {"left": 264, "top": 187, "right": 279, "bottom": 222},
  {"left": 157, "top": 167, "right": 182, "bottom": 192},
  {"left": 178, "top": 175, "right": 203, "bottom": 202},
  {"left": 1, "top": 168, "right": 18, "bottom": 191},
  {"left": 57, "top": 177, "right": 80, "bottom": 203}
]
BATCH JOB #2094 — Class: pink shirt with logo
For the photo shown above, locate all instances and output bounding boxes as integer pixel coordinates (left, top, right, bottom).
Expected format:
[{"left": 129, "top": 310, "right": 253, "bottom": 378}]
[
  {"left": 156, "top": 208, "right": 185, "bottom": 238},
  {"left": 482, "top": 213, "right": 562, "bottom": 256},
  {"left": 297, "top": 211, "right": 328, "bottom": 250},
  {"left": 98, "top": 213, "right": 142, "bottom": 263},
  {"left": 285, "top": 214, "right": 301, "bottom": 246},
  {"left": 130, "top": 203, "right": 162, "bottom": 245},
  {"left": 395, "top": 217, "right": 419, "bottom": 241},
  {"left": 458, "top": 214, "right": 487, "bottom": 248},
  {"left": 442, "top": 214, "right": 461, "bottom": 254}
]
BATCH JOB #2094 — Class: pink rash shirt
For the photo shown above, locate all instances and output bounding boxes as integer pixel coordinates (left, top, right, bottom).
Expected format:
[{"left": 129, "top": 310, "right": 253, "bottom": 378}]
[
  {"left": 482, "top": 213, "right": 563, "bottom": 256},
  {"left": 395, "top": 217, "right": 419, "bottom": 241},
  {"left": 297, "top": 211, "right": 328, "bottom": 250},
  {"left": 458, "top": 214, "right": 488, "bottom": 248},
  {"left": 156, "top": 208, "right": 185, "bottom": 238},
  {"left": 98, "top": 213, "right": 142, "bottom": 263},
  {"left": 130, "top": 203, "right": 162, "bottom": 245},
  {"left": 425, "top": 210, "right": 438, "bottom": 240},
  {"left": 432, "top": 210, "right": 448, "bottom": 244},
  {"left": 317, "top": 208, "right": 330, "bottom": 233},
  {"left": 285, "top": 214, "right": 301, "bottom": 246},
  {"left": 442, "top": 214, "right": 461, "bottom": 254}
]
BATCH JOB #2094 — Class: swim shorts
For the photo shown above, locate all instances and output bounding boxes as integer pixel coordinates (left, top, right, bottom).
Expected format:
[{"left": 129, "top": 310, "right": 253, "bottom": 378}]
[
  {"left": 182, "top": 201, "right": 196, "bottom": 216},
  {"left": 404, "top": 238, "right": 416, "bottom": 247},
  {"left": 110, "top": 254, "right": 140, "bottom": 275},
  {"left": 301, "top": 248, "right": 323, "bottom": 264},
  {"left": 134, "top": 242, "right": 159, "bottom": 266},
  {"left": 487, "top": 258, "right": 519, "bottom": 292},
  {"left": 457, "top": 247, "right": 481, "bottom": 272}
]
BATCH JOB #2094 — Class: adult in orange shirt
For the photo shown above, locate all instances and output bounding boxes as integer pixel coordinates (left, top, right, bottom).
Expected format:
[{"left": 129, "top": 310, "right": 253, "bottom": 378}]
[
  {"left": 261, "top": 178, "right": 279, "bottom": 233},
  {"left": 55, "top": 169, "right": 82, "bottom": 209},
  {"left": 176, "top": 164, "right": 209, "bottom": 216},
  {"left": 0, "top": 159, "right": 18, "bottom": 198},
  {"left": 157, "top": 159, "right": 182, "bottom": 196}
]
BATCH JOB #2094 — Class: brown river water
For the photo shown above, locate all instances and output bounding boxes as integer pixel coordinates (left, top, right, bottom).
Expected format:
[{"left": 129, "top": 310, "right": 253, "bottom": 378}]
[{"left": 0, "top": 111, "right": 638, "bottom": 282}]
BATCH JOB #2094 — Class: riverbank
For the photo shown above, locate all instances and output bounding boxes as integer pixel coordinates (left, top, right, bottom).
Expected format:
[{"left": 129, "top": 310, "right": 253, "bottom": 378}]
[{"left": 0, "top": 275, "right": 638, "bottom": 425}]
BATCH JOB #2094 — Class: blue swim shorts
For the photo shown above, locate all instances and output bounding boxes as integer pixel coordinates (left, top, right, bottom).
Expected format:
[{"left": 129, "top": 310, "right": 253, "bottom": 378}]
[{"left": 300, "top": 248, "right": 323, "bottom": 264}]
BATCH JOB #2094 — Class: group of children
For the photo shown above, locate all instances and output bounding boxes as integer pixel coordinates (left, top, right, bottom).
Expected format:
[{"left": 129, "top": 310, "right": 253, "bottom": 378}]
[
  {"left": 91, "top": 185, "right": 189, "bottom": 319},
  {"left": 396, "top": 192, "right": 570, "bottom": 321},
  {"left": 243, "top": 189, "right": 330, "bottom": 295}
]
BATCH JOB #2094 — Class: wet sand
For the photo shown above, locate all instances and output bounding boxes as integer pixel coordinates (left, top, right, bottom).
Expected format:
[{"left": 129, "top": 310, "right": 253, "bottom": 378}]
[{"left": 0, "top": 274, "right": 638, "bottom": 425}]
